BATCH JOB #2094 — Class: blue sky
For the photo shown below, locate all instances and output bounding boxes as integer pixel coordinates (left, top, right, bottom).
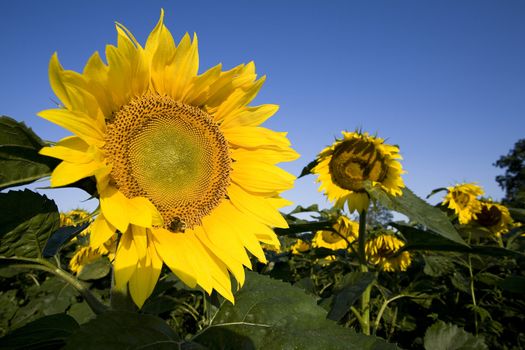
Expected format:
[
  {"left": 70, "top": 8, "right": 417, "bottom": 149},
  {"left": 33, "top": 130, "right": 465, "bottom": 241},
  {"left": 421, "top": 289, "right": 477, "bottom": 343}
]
[{"left": 1, "top": 0, "right": 524, "bottom": 213}]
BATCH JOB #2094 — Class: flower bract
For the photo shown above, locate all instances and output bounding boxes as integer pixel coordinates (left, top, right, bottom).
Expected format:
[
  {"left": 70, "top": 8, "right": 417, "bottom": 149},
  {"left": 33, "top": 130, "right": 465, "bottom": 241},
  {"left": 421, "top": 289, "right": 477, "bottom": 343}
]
[{"left": 39, "top": 11, "right": 298, "bottom": 307}]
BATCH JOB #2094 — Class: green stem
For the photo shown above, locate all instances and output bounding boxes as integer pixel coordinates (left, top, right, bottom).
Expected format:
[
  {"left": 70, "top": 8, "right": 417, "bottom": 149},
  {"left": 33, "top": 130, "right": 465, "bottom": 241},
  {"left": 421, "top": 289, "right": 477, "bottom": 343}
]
[
  {"left": 358, "top": 209, "right": 371, "bottom": 335},
  {"left": 373, "top": 294, "right": 407, "bottom": 335},
  {"left": 6, "top": 257, "right": 107, "bottom": 315},
  {"left": 466, "top": 232, "right": 478, "bottom": 335}
]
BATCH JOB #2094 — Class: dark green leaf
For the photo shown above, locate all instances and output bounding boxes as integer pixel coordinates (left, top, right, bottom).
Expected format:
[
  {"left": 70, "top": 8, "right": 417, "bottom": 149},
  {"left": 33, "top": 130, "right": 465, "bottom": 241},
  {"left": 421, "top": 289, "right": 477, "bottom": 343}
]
[
  {"left": 298, "top": 159, "right": 318, "bottom": 178},
  {"left": 393, "top": 223, "right": 525, "bottom": 258},
  {"left": 67, "top": 302, "right": 96, "bottom": 325},
  {"left": 423, "top": 320, "right": 488, "bottom": 350},
  {"left": 0, "top": 290, "right": 18, "bottom": 337},
  {"left": 77, "top": 257, "right": 111, "bottom": 281},
  {"left": 0, "top": 190, "right": 60, "bottom": 259},
  {"left": 498, "top": 275, "right": 525, "bottom": 294},
  {"left": 193, "top": 271, "right": 398, "bottom": 350},
  {"left": 43, "top": 222, "right": 90, "bottom": 258},
  {"left": 425, "top": 187, "right": 447, "bottom": 199},
  {"left": 327, "top": 272, "right": 375, "bottom": 321},
  {"left": 367, "top": 186, "right": 466, "bottom": 245},
  {"left": 0, "top": 116, "right": 59, "bottom": 190},
  {"left": 0, "top": 313, "right": 79, "bottom": 350},
  {"left": 423, "top": 255, "right": 455, "bottom": 277},
  {"left": 287, "top": 204, "right": 320, "bottom": 215},
  {"left": 275, "top": 221, "right": 334, "bottom": 237},
  {"left": 508, "top": 207, "right": 525, "bottom": 222},
  {"left": 65, "top": 311, "right": 180, "bottom": 350}
]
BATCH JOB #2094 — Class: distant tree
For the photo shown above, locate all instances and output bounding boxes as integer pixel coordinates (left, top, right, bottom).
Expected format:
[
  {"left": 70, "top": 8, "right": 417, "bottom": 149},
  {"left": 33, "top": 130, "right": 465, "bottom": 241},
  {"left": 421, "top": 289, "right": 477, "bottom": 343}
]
[
  {"left": 494, "top": 139, "right": 525, "bottom": 208},
  {"left": 366, "top": 203, "right": 394, "bottom": 227}
]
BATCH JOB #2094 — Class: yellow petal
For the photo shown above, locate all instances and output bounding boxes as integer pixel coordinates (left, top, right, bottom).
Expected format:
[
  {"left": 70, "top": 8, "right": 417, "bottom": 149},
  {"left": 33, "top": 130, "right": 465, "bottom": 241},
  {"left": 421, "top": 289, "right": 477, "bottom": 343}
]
[
  {"left": 83, "top": 51, "right": 113, "bottom": 116},
  {"left": 89, "top": 213, "right": 116, "bottom": 248},
  {"left": 38, "top": 109, "right": 105, "bottom": 148},
  {"left": 50, "top": 160, "right": 102, "bottom": 187},
  {"left": 113, "top": 229, "right": 138, "bottom": 291},
  {"left": 99, "top": 186, "right": 130, "bottom": 233},
  {"left": 211, "top": 77, "right": 265, "bottom": 123},
  {"left": 150, "top": 228, "right": 197, "bottom": 288},
  {"left": 184, "top": 64, "right": 222, "bottom": 106},
  {"left": 131, "top": 225, "right": 147, "bottom": 262},
  {"left": 168, "top": 33, "right": 199, "bottom": 100},
  {"left": 228, "top": 183, "right": 288, "bottom": 228},
  {"left": 231, "top": 147, "right": 300, "bottom": 165},
  {"left": 231, "top": 160, "right": 295, "bottom": 196},
  {"left": 221, "top": 104, "right": 279, "bottom": 128},
  {"left": 222, "top": 126, "right": 290, "bottom": 150},
  {"left": 39, "top": 136, "right": 93, "bottom": 163}
]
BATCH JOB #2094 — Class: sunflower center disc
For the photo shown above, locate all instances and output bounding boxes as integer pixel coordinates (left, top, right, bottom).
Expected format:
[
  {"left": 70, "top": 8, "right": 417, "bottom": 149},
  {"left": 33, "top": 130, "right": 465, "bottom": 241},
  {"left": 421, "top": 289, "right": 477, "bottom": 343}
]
[
  {"left": 105, "top": 94, "right": 231, "bottom": 231},
  {"left": 329, "top": 139, "right": 388, "bottom": 191}
]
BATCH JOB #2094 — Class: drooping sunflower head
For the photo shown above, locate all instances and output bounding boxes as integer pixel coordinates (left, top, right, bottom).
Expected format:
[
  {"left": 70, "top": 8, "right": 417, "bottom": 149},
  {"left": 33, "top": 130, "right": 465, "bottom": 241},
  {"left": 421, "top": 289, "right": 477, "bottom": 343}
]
[
  {"left": 39, "top": 11, "right": 298, "bottom": 307},
  {"left": 442, "top": 183, "right": 484, "bottom": 224},
  {"left": 69, "top": 237, "right": 117, "bottom": 275},
  {"left": 312, "top": 215, "right": 359, "bottom": 251},
  {"left": 365, "top": 233, "right": 411, "bottom": 272},
  {"left": 475, "top": 200, "right": 513, "bottom": 236},
  {"left": 313, "top": 131, "right": 405, "bottom": 213}
]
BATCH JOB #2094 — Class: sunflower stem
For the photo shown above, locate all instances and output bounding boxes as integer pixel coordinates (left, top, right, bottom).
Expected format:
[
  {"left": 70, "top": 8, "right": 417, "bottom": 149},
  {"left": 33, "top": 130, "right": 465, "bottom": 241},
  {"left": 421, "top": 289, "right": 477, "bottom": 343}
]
[
  {"left": 10, "top": 259, "right": 108, "bottom": 315},
  {"left": 358, "top": 209, "right": 371, "bottom": 335}
]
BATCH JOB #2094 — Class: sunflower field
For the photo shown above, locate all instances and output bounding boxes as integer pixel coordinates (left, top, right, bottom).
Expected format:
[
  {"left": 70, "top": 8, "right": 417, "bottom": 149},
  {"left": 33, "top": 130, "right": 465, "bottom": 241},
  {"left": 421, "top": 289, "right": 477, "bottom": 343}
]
[{"left": 1, "top": 10, "right": 524, "bottom": 350}]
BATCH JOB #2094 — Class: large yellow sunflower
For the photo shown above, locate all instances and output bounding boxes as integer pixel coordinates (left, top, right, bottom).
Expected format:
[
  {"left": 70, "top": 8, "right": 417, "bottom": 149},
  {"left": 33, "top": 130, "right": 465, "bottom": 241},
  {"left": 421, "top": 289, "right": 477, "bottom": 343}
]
[
  {"left": 313, "top": 131, "right": 405, "bottom": 213},
  {"left": 442, "top": 183, "right": 484, "bottom": 224},
  {"left": 365, "top": 233, "right": 411, "bottom": 272},
  {"left": 39, "top": 11, "right": 298, "bottom": 307}
]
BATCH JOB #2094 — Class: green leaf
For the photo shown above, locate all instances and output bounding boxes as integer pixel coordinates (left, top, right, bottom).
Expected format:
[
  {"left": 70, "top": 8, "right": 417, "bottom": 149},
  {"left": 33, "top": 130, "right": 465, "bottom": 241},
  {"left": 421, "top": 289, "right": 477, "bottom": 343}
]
[
  {"left": 425, "top": 187, "right": 447, "bottom": 199},
  {"left": 298, "top": 159, "right": 318, "bottom": 178},
  {"left": 193, "top": 271, "right": 398, "bottom": 350},
  {"left": 423, "top": 255, "right": 455, "bottom": 277},
  {"left": 0, "top": 116, "right": 59, "bottom": 190},
  {"left": 43, "top": 222, "right": 90, "bottom": 258},
  {"left": 77, "top": 257, "right": 111, "bottom": 281},
  {"left": 327, "top": 272, "right": 376, "bottom": 321},
  {"left": 393, "top": 223, "right": 525, "bottom": 258},
  {"left": 275, "top": 221, "right": 334, "bottom": 237},
  {"left": 367, "top": 186, "right": 466, "bottom": 245},
  {"left": 498, "top": 275, "right": 525, "bottom": 294},
  {"left": 423, "top": 320, "right": 488, "bottom": 350},
  {"left": 0, "top": 190, "right": 60, "bottom": 259},
  {"left": 65, "top": 311, "right": 181, "bottom": 350},
  {"left": 0, "top": 313, "right": 79, "bottom": 350}
]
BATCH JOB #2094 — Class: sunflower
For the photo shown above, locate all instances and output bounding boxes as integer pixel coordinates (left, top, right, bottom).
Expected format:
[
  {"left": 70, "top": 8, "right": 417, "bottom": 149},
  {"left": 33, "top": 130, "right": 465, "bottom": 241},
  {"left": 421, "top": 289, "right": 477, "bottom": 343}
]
[
  {"left": 475, "top": 200, "right": 513, "bottom": 236},
  {"left": 39, "top": 11, "right": 298, "bottom": 307},
  {"left": 313, "top": 131, "right": 404, "bottom": 213},
  {"left": 312, "top": 216, "right": 359, "bottom": 251},
  {"left": 69, "top": 237, "right": 117, "bottom": 275},
  {"left": 442, "top": 183, "right": 484, "bottom": 224},
  {"left": 365, "top": 234, "right": 411, "bottom": 272},
  {"left": 291, "top": 239, "right": 310, "bottom": 255}
]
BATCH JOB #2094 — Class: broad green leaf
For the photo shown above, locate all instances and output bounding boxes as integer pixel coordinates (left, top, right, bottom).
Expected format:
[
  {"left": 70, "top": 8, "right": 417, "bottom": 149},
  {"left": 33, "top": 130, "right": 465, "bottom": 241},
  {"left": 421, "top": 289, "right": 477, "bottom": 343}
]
[
  {"left": 0, "top": 115, "right": 59, "bottom": 190},
  {"left": 498, "top": 275, "right": 525, "bottom": 294},
  {"left": 0, "top": 313, "right": 79, "bottom": 350},
  {"left": 0, "top": 290, "right": 18, "bottom": 337},
  {"left": 64, "top": 311, "right": 181, "bottom": 350},
  {"left": 67, "top": 302, "right": 96, "bottom": 325},
  {"left": 367, "top": 186, "right": 466, "bottom": 245},
  {"left": 275, "top": 221, "right": 334, "bottom": 237},
  {"left": 327, "top": 272, "right": 375, "bottom": 321},
  {"left": 393, "top": 223, "right": 525, "bottom": 258},
  {"left": 423, "top": 255, "right": 455, "bottom": 277},
  {"left": 0, "top": 190, "right": 60, "bottom": 259},
  {"left": 77, "top": 257, "right": 111, "bottom": 281},
  {"left": 298, "top": 159, "right": 318, "bottom": 178},
  {"left": 43, "top": 222, "right": 90, "bottom": 257},
  {"left": 194, "top": 271, "right": 398, "bottom": 350},
  {"left": 423, "top": 320, "right": 488, "bottom": 350}
]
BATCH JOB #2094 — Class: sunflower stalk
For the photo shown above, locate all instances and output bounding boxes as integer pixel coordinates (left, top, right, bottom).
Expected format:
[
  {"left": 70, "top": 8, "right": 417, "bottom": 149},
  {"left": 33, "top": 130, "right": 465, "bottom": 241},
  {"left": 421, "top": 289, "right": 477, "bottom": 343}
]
[
  {"left": 5, "top": 257, "right": 107, "bottom": 315},
  {"left": 358, "top": 208, "right": 371, "bottom": 335}
]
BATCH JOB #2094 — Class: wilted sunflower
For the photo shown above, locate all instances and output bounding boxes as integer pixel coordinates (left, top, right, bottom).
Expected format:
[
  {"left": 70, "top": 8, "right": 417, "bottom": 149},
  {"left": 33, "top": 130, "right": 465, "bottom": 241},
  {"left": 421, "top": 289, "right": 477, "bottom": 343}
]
[
  {"left": 476, "top": 200, "right": 513, "bottom": 236},
  {"left": 39, "top": 11, "right": 297, "bottom": 307},
  {"left": 312, "top": 216, "right": 359, "bottom": 251},
  {"left": 442, "top": 183, "right": 484, "bottom": 224},
  {"left": 313, "top": 131, "right": 404, "bottom": 213},
  {"left": 365, "top": 234, "right": 411, "bottom": 272},
  {"left": 69, "top": 237, "right": 117, "bottom": 275}
]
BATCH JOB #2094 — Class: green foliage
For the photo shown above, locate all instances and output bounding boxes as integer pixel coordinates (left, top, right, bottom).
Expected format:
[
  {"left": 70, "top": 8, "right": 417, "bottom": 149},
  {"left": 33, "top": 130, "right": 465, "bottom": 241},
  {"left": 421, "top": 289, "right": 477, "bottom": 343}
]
[
  {"left": 326, "top": 272, "right": 376, "bottom": 322},
  {"left": 0, "top": 190, "right": 60, "bottom": 259},
  {"left": 0, "top": 116, "right": 59, "bottom": 190},
  {"left": 494, "top": 138, "right": 525, "bottom": 208},
  {"left": 0, "top": 313, "right": 79, "bottom": 350},
  {"left": 43, "top": 222, "right": 90, "bottom": 258},
  {"left": 194, "top": 271, "right": 398, "bottom": 350},
  {"left": 423, "top": 320, "right": 488, "bottom": 350},
  {"left": 367, "top": 186, "right": 466, "bottom": 245}
]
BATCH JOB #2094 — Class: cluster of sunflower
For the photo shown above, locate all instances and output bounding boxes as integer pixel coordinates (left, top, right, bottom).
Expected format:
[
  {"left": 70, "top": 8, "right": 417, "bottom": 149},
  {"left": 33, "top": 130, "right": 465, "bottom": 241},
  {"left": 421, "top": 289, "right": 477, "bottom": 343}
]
[{"left": 442, "top": 183, "right": 515, "bottom": 237}]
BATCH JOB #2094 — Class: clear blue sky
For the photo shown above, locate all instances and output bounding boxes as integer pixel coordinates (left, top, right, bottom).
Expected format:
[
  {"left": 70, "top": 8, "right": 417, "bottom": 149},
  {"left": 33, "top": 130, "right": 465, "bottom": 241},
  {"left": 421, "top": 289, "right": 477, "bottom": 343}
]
[{"left": 1, "top": 0, "right": 524, "bottom": 213}]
